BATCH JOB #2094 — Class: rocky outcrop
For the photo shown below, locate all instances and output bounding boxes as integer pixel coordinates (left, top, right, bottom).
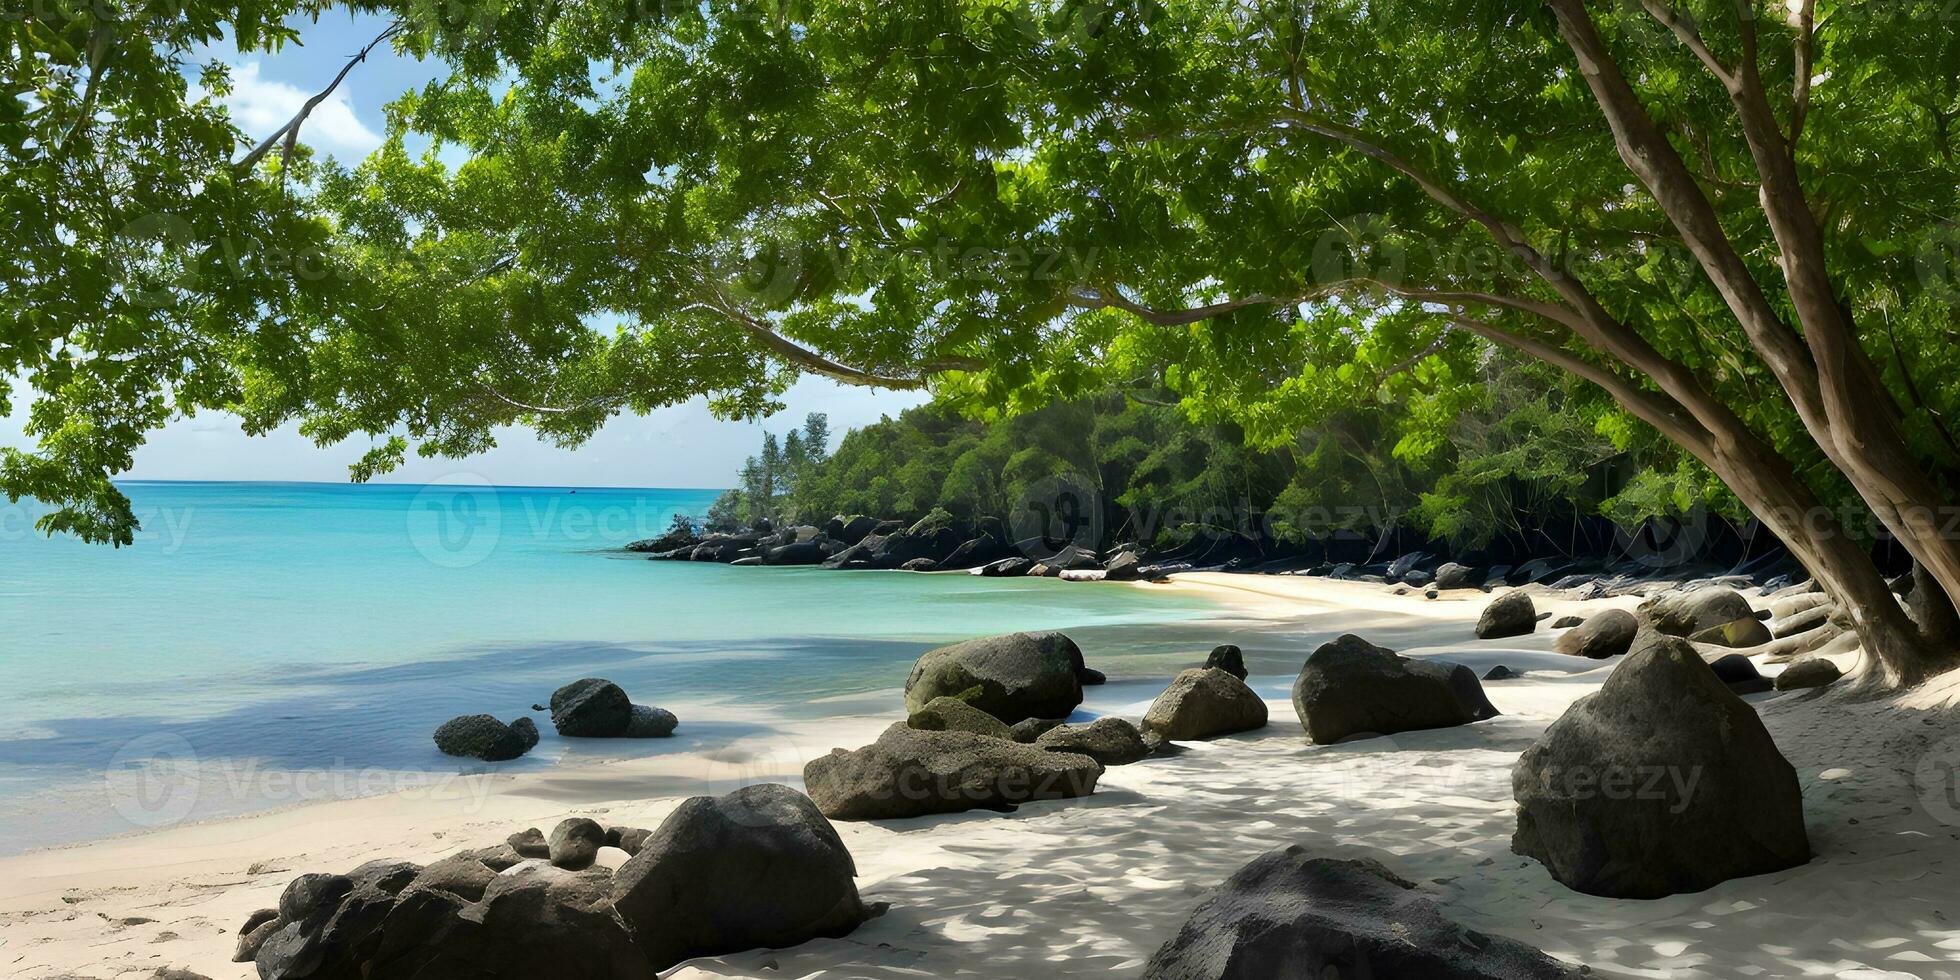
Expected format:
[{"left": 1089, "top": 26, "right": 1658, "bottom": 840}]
[
  {"left": 1204, "top": 644, "right": 1247, "bottom": 680},
  {"left": 1141, "top": 667, "right": 1268, "bottom": 740},
  {"left": 548, "top": 818, "right": 606, "bottom": 871},
  {"left": 433, "top": 714, "right": 539, "bottom": 761},
  {"left": 1103, "top": 551, "right": 1143, "bottom": 581},
  {"left": 1475, "top": 591, "right": 1536, "bottom": 639},
  {"left": 907, "top": 695, "right": 1015, "bottom": 740},
  {"left": 1553, "top": 609, "right": 1637, "bottom": 660},
  {"left": 1433, "top": 561, "right": 1478, "bottom": 590},
  {"left": 1035, "top": 717, "right": 1152, "bottom": 766},
  {"left": 803, "top": 723, "right": 1103, "bottom": 820},
  {"left": 903, "top": 631, "right": 1085, "bottom": 723},
  {"left": 1290, "top": 634, "right": 1499, "bottom": 745},
  {"left": 623, "top": 704, "right": 678, "bottom": 738},
  {"left": 611, "top": 784, "right": 873, "bottom": 971},
  {"left": 1512, "top": 634, "right": 1810, "bottom": 898},
  {"left": 1142, "top": 847, "right": 1580, "bottom": 979}
]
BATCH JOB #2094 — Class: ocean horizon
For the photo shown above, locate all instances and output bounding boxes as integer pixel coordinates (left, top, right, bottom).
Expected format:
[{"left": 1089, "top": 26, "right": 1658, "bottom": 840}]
[{"left": 0, "top": 480, "right": 1225, "bottom": 853}]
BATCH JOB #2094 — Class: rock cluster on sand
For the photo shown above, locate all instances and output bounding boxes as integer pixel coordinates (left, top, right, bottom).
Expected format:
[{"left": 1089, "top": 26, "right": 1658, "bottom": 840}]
[
  {"left": 1141, "top": 667, "right": 1268, "bottom": 740},
  {"left": 549, "top": 679, "right": 677, "bottom": 738},
  {"left": 803, "top": 723, "right": 1104, "bottom": 820},
  {"left": 1035, "top": 717, "right": 1153, "bottom": 766},
  {"left": 1142, "top": 847, "right": 1580, "bottom": 979},
  {"left": 1553, "top": 608, "right": 1637, "bottom": 660},
  {"left": 1512, "top": 634, "right": 1809, "bottom": 898},
  {"left": 432, "top": 714, "right": 540, "bottom": 761},
  {"left": 1291, "top": 634, "right": 1498, "bottom": 744},
  {"left": 1476, "top": 590, "right": 1537, "bottom": 639},
  {"left": 248, "top": 785, "right": 870, "bottom": 978},
  {"left": 902, "top": 631, "right": 1088, "bottom": 723}
]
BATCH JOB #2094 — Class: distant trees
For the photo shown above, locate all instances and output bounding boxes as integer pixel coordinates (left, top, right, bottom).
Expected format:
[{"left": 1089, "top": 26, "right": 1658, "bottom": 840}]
[{"left": 708, "top": 413, "right": 832, "bottom": 529}]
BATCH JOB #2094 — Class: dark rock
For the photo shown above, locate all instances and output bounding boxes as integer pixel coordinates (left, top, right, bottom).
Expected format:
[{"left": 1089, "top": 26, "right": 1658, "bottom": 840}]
[
  {"left": 899, "top": 556, "right": 938, "bottom": 571},
  {"left": 763, "top": 541, "right": 830, "bottom": 566},
  {"left": 1433, "top": 561, "right": 1477, "bottom": 590},
  {"left": 623, "top": 703, "right": 678, "bottom": 738},
  {"left": 903, "top": 631, "right": 1085, "bottom": 723},
  {"left": 1775, "top": 658, "right": 1843, "bottom": 690},
  {"left": 729, "top": 555, "right": 764, "bottom": 566},
  {"left": 803, "top": 723, "right": 1103, "bottom": 820},
  {"left": 1035, "top": 717, "right": 1152, "bottom": 766},
  {"left": 403, "top": 851, "right": 500, "bottom": 902},
  {"left": 1482, "top": 564, "right": 1514, "bottom": 588},
  {"left": 1204, "top": 644, "right": 1247, "bottom": 680},
  {"left": 548, "top": 817, "right": 607, "bottom": 871},
  {"left": 1142, "top": 667, "right": 1268, "bottom": 740},
  {"left": 278, "top": 872, "right": 353, "bottom": 923},
  {"left": 979, "top": 557, "right": 1034, "bottom": 577},
  {"left": 1708, "top": 653, "right": 1772, "bottom": 694},
  {"left": 232, "top": 908, "right": 281, "bottom": 962},
  {"left": 612, "top": 784, "right": 870, "bottom": 971},
  {"left": 1476, "top": 591, "right": 1537, "bottom": 639},
  {"left": 1484, "top": 665, "right": 1520, "bottom": 681},
  {"left": 1385, "top": 551, "right": 1430, "bottom": 580},
  {"left": 1553, "top": 609, "right": 1638, "bottom": 660},
  {"left": 1640, "top": 587, "right": 1755, "bottom": 637},
  {"left": 1551, "top": 614, "right": 1585, "bottom": 629},
  {"left": 907, "top": 695, "right": 1014, "bottom": 740},
  {"left": 432, "top": 714, "right": 537, "bottom": 762},
  {"left": 258, "top": 861, "right": 420, "bottom": 980},
  {"left": 832, "top": 515, "right": 879, "bottom": 545},
  {"left": 1402, "top": 568, "right": 1433, "bottom": 587},
  {"left": 549, "top": 678, "right": 635, "bottom": 738},
  {"left": 1103, "top": 550, "right": 1144, "bottom": 581},
  {"left": 1142, "top": 847, "right": 1580, "bottom": 979},
  {"left": 609, "top": 827, "right": 652, "bottom": 855},
  {"left": 936, "top": 536, "right": 1009, "bottom": 571},
  {"left": 1512, "top": 633, "right": 1809, "bottom": 898},
  {"left": 507, "top": 827, "right": 550, "bottom": 859},
  {"left": 624, "top": 525, "right": 698, "bottom": 553},
  {"left": 1077, "top": 667, "right": 1107, "bottom": 686},
  {"left": 1007, "top": 717, "right": 1068, "bottom": 743},
  {"left": 1290, "top": 634, "right": 1499, "bottom": 745}
]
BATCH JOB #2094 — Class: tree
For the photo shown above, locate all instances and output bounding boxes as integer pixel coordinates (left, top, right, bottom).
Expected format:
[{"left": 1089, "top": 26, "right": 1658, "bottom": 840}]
[{"left": 11, "top": 0, "right": 1960, "bottom": 683}]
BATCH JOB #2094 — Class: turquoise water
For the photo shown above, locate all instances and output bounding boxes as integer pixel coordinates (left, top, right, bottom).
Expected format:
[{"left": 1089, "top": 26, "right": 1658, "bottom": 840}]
[{"left": 0, "top": 481, "right": 1222, "bottom": 851}]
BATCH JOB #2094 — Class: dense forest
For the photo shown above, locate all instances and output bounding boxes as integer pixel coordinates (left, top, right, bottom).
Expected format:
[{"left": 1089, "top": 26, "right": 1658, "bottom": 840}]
[{"left": 707, "top": 348, "right": 1751, "bottom": 568}]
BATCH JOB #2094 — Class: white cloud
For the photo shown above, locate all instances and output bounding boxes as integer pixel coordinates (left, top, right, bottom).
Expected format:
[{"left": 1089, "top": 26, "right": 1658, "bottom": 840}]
[{"left": 220, "top": 61, "right": 383, "bottom": 159}]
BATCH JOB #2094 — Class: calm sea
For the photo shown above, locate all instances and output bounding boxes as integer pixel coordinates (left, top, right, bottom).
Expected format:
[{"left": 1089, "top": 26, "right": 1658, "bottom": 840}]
[{"left": 0, "top": 481, "right": 1227, "bottom": 852}]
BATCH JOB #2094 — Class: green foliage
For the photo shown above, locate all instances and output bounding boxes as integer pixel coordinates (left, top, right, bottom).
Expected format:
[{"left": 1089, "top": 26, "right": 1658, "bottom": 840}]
[{"left": 709, "top": 411, "right": 830, "bottom": 527}]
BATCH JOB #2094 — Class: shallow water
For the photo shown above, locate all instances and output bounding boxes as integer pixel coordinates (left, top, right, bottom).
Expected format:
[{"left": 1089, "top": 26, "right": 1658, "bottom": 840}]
[{"left": 0, "top": 481, "right": 1224, "bottom": 852}]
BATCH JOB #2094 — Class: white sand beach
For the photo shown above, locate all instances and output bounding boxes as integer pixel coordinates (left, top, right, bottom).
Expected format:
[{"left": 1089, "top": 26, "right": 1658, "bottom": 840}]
[{"left": 4, "top": 574, "right": 1958, "bottom": 979}]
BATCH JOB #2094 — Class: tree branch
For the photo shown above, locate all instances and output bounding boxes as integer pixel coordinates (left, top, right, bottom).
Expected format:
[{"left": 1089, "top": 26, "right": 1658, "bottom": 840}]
[
  {"left": 1639, "top": 0, "right": 1737, "bottom": 88},
  {"left": 236, "top": 21, "right": 402, "bottom": 172}
]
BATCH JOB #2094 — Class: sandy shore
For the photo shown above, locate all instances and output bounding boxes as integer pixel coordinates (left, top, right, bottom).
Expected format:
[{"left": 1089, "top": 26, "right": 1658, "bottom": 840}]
[{"left": 4, "top": 574, "right": 1958, "bottom": 979}]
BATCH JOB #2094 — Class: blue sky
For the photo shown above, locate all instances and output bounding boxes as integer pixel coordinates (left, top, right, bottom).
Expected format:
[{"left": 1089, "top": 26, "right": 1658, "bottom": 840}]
[{"left": 0, "top": 11, "right": 925, "bottom": 489}]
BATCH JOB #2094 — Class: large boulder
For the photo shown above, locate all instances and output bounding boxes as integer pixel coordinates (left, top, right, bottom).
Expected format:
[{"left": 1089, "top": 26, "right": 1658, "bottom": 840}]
[
  {"left": 1707, "top": 653, "right": 1773, "bottom": 694},
  {"left": 1103, "top": 550, "right": 1144, "bottom": 581},
  {"left": 1035, "top": 717, "right": 1152, "bottom": 766},
  {"left": 1553, "top": 609, "right": 1638, "bottom": 660},
  {"left": 1290, "top": 634, "right": 1498, "bottom": 745},
  {"left": 547, "top": 818, "right": 606, "bottom": 871},
  {"left": 1142, "top": 847, "right": 1579, "bottom": 979},
  {"left": 936, "top": 536, "right": 1010, "bottom": 571},
  {"left": 802, "top": 723, "right": 1103, "bottom": 820},
  {"left": 763, "top": 541, "right": 830, "bottom": 566},
  {"left": 433, "top": 714, "right": 539, "bottom": 761},
  {"left": 1775, "top": 658, "right": 1843, "bottom": 690},
  {"left": 1476, "top": 591, "right": 1537, "bottom": 639},
  {"left": 1640, "top": 586, "right": 1755, "bottom": 637},
  {"left": 1141, "top": 667, "right": 1268, "bottom": 740},
  {"left": 611, "top": 784, "right": 871, "bottom": 971},
  {"left": 1511, "top": 634, "right": 1810, "bottom": 898},
  {"left": 549, "top": 679, "right": 634, "bottom": 737},
  {"left": 903, "top": 631, "right": 1085, "bottom": 723},
  {"left": 907, "top": 695, "right": 1014, "bottom": 740}
]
